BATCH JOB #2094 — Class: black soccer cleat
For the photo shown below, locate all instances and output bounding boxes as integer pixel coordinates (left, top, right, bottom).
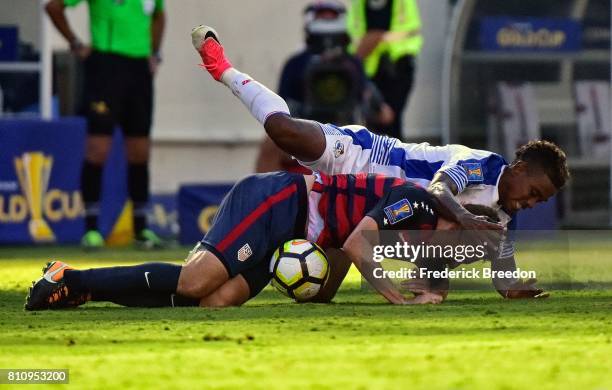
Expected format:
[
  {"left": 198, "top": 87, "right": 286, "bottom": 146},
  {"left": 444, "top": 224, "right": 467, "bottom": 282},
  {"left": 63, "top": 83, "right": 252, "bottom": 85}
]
[{"left": 24, "top": 261, "right": 87, "bottom": 311}]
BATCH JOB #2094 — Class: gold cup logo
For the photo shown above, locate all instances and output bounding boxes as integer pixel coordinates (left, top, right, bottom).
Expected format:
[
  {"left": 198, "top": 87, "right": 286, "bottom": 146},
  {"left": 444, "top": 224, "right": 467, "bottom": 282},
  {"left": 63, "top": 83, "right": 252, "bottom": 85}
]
[{"left": 14, "top": 152, "right": 56, "bottom": 242}]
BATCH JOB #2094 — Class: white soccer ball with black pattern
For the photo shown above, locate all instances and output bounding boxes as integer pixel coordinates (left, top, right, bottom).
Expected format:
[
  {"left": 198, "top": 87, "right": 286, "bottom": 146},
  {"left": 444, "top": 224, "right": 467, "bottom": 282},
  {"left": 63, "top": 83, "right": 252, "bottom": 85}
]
[{"left": 270, "top": 239, "right": 329, "bottom": 302}]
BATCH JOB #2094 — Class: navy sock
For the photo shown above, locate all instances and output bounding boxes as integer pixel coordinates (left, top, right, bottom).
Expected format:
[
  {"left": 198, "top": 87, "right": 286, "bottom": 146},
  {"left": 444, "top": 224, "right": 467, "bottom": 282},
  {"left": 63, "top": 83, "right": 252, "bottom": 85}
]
[
  {"left": 128, "top": 163, "right": 149, "bottom": 234},
  {"left": 64, "top": 263, "right": 182, "bottom": 297},
  {"left": 81, "top": 161, "right": 104, "bottom": 231}
]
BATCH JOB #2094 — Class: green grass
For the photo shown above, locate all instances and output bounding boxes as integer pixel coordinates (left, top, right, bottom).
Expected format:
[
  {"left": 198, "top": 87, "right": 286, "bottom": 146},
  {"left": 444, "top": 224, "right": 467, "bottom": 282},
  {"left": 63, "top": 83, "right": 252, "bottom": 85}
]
[{"left": 0, "top": 246, "right": 611, "bottom": 389}]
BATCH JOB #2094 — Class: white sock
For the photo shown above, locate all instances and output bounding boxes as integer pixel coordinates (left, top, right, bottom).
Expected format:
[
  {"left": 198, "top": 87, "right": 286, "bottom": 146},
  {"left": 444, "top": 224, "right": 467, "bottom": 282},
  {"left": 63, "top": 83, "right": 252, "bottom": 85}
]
[{"left": 221, "top": 68, "right": 290, "bottom": 125}]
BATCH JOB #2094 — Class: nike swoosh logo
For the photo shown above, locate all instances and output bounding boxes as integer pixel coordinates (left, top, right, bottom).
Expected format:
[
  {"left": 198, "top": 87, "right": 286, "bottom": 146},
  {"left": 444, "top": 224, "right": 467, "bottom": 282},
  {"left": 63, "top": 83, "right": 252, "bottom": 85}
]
[
  {"left": 44, "top": 263, "right": 67, "bottom": 284},
  {"left": 144, "top": 272, "right": 151, "bottom": 288}
]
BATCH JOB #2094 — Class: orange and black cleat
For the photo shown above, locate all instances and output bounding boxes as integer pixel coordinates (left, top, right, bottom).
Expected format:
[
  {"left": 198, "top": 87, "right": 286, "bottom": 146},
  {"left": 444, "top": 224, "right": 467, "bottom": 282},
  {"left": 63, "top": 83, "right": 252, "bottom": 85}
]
[{"left": 24, "top": 261, "right": 89, "bottom": 311}]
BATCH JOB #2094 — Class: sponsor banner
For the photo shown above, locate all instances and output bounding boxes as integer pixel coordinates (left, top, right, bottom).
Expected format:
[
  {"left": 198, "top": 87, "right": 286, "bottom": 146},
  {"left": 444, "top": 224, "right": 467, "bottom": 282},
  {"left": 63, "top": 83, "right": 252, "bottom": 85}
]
[
  {"left": 0, "top": 118, "right": 129, "bottom": 244},
  {"left": 480, "top": 17, "right": 581, "bottom": 52},
  {"left": 147, "top": 194, "right": 179, "bottom": 240},
  {"left": 178, "top": 184, "right": 233, "bottom": 245}
]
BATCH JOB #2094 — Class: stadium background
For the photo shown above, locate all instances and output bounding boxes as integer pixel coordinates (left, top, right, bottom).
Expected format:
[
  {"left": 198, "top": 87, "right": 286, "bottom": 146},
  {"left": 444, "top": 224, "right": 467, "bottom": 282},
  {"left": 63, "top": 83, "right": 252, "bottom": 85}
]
[
  {"left": 0, "top": 1, "right": 611, "bottom": 389},
  {"left": 2, "top": 0, "right": 609, "bottom": 244}
]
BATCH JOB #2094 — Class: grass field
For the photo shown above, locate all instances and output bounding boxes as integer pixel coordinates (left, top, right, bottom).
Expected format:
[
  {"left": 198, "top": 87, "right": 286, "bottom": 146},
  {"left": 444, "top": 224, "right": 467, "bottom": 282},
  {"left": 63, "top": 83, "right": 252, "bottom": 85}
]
[{"left": 0, "top": 246, "right": 611, "bottom": 389}]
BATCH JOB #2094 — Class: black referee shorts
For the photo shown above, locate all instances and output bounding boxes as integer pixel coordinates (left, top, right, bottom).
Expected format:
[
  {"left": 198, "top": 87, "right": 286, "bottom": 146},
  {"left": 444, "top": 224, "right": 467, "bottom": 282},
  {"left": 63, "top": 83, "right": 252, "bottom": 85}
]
[{"left": 84, "top": 51, "right": 153, "bottom": 137}]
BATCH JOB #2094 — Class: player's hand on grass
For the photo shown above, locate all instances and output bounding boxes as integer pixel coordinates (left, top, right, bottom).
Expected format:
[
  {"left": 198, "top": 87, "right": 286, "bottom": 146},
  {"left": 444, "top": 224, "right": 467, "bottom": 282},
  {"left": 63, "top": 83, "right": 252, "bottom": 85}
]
[
  {"left": 503, "top": 278, "right": 550, "bottom": 299},
  {"left": 403, "top": 291, "right": 443, "bottom": 305},
  {"left": 401, "top": 278, "right": 449, "bottom": 301},
  {"left": 400, "top": 278, "right": 429, "bottom": 295}
]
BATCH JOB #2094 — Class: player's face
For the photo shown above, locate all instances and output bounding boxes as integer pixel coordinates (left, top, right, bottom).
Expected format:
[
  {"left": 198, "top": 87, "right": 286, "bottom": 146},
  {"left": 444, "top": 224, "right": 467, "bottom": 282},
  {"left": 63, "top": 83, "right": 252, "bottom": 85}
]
[{"left": 499, "top": 163, "right": 557, "bottom": 214}]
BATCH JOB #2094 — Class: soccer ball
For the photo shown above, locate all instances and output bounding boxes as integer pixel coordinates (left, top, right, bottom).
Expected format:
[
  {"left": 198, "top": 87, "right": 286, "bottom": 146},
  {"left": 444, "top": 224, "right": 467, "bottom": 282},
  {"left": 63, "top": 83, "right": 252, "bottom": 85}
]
[{"left": 270, "top": 239, "right": 329, "bottom": 302}]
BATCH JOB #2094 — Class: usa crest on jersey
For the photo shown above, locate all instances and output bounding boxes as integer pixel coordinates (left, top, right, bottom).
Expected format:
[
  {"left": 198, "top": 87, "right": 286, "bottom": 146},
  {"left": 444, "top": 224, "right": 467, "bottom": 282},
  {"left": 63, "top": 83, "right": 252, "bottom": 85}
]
[{"left": 237, "top": 243, "right": 253, "bottom": 262}]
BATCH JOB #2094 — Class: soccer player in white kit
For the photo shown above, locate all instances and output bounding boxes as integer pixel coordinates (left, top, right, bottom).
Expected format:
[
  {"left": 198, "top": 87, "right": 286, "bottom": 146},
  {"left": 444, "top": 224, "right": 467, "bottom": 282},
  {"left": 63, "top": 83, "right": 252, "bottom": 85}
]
[{"left": 191, "top": 25, "right": 570, "bottom": 301}]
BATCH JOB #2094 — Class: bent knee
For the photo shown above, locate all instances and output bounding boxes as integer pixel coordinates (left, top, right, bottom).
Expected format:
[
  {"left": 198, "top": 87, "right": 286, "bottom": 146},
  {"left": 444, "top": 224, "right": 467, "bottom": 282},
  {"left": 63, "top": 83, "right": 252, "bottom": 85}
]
[
  {"left": 85, "top": 139, "right": 112, "bottom": 164},
  {"left": 178, "top": 278, "right": 209, "bottom": 299},
  {"left": 264, "top": 113, "right": 296, "bottom": 140}
]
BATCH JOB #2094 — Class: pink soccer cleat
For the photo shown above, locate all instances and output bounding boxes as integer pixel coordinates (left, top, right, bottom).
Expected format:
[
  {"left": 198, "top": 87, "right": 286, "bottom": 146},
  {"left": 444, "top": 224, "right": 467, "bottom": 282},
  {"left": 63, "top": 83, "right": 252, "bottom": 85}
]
[{"left": 191, "top": 25, "right": 233, "bottom": 81}]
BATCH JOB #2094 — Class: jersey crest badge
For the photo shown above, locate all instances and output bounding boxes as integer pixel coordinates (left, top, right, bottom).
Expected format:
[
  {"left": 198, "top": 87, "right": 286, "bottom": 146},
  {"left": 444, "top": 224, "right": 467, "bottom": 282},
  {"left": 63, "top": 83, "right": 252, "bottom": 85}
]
[
  {"left": 237, "top": 243, "right": 253, "bottom": 262},
  {"left": 384, "top": 199, "right": 413, "bottom": 225},
  {"left": 333, "top": 140, "right": 345, "bottom": 158},
  {"left": 462, "top": 162, "right": 484, "bottom": 182}
]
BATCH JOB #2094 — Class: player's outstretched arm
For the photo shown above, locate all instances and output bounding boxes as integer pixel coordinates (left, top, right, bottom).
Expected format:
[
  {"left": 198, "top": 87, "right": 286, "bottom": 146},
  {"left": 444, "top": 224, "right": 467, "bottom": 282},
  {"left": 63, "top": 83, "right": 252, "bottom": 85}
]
[
  {"left": 342, "top": 217, "right": 407, "bottom": 304},
  {"left": 191, "top": 25, "right": 325, "bottom": 162},
  {"left": 491, "top": 254, "right": 549, "bottom": 299}
]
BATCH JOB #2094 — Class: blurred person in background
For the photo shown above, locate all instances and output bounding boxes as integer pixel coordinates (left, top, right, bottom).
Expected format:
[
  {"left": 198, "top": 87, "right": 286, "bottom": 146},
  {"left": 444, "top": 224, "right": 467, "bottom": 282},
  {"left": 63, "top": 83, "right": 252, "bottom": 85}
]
[
  {"left": 347, "top": 0, "right": 423, "bottom": 140},
  {"left": 45, "top": 0, "right": 165, "bottom": 249},
  {"left": 256, "top": 0, "right": 393, "bottom": 174}
]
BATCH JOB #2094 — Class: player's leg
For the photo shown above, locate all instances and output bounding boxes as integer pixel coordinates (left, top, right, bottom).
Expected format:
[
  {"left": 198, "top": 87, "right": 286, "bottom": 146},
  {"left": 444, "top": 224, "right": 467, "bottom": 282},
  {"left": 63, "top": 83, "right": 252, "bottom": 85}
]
[
  {"left": 25, "top": 172, "right": 308, "bottom": 311},
  {"left": 24, "top": 253, "right": 229, "bottom": 311},
  {"left": 124, "top": 136, "right": 157, "bottom": 245},
  {"left": 183, "top": 243, "right": 270, "bottom": 307},
  {"left": 194, "top": 171, "right": 308, "bottom": 307},
  {"left": 263, "top": 115, "right": 326, "bottom": 163},
  {"left": 199, "top": 275, "right": 250, "bottom": 307},
  {"left": 122, "top": 56, "right": 162, "bottom": 248},
  {"left": 174, "top": 249, "right": 230, "bottom": 298},
  {"left": 81, "top": 52, "right": 117, "bottom": 248},
  {"left": 81, "top": 135, "right": 112, "bottom": 247},
  {"left": 190, "top": 25, "right": 324, "bottom": 163},
  {"left": 198, "top": 262, "right": 271, "bottom": 307}
]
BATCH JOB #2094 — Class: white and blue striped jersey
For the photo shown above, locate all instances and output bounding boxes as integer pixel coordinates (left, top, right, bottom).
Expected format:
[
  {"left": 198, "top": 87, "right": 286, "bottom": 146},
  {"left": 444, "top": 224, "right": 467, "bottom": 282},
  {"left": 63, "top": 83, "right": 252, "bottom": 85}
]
[
  {"left": 299, "top": 123, "right": 517, "bottom": 260},
  {"left": 300, "top": 124, "right": 510, "bottom": 220}
]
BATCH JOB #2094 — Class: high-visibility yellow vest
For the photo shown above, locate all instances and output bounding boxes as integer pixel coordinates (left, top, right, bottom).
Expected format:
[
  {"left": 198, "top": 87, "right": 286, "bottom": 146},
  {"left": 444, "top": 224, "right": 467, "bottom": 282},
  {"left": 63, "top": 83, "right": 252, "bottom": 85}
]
[{"left": 347, "top": 0, "right": 423, "bottom": 76}]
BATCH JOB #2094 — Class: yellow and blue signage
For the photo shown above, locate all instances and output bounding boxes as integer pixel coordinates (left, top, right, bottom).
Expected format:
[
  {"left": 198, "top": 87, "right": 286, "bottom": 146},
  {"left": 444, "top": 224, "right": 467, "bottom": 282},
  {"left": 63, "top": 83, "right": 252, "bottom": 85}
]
[
  {"left": 0, "top": 119, "right": 130, "bottom": 244},
  {"left": 178, "top": 184, "right": 233, "bottom": 244},
  {"left": 480, "top": 17, "right": 581, "bottom": 52}
]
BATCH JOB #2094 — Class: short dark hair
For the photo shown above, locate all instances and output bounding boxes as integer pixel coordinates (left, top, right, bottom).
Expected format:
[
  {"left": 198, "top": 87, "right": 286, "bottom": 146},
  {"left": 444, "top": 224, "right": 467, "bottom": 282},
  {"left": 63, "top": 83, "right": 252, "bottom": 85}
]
[
  {"left": 514, "top": 140, "right": 570, "bottom": 189},
  {"left": 463, "top": 204, "right": 500, "bottom": 223}
]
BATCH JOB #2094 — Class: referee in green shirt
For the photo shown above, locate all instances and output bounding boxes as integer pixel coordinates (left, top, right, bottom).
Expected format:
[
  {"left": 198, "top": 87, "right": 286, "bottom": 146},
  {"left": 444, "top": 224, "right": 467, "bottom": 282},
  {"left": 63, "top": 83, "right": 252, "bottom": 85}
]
[{"left": 46, "top": 0, "right": 165, "bottom": 249}]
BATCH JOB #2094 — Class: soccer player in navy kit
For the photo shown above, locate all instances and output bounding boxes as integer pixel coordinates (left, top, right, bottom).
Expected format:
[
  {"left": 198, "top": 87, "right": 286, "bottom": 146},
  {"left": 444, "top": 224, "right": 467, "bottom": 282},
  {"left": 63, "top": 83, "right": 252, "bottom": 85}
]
[
  {"left": 26, "top": 170, "right": 462, "bottom": 310},
  {"left": 190, "top": 25, "right": 569, "bottom": 301}
]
